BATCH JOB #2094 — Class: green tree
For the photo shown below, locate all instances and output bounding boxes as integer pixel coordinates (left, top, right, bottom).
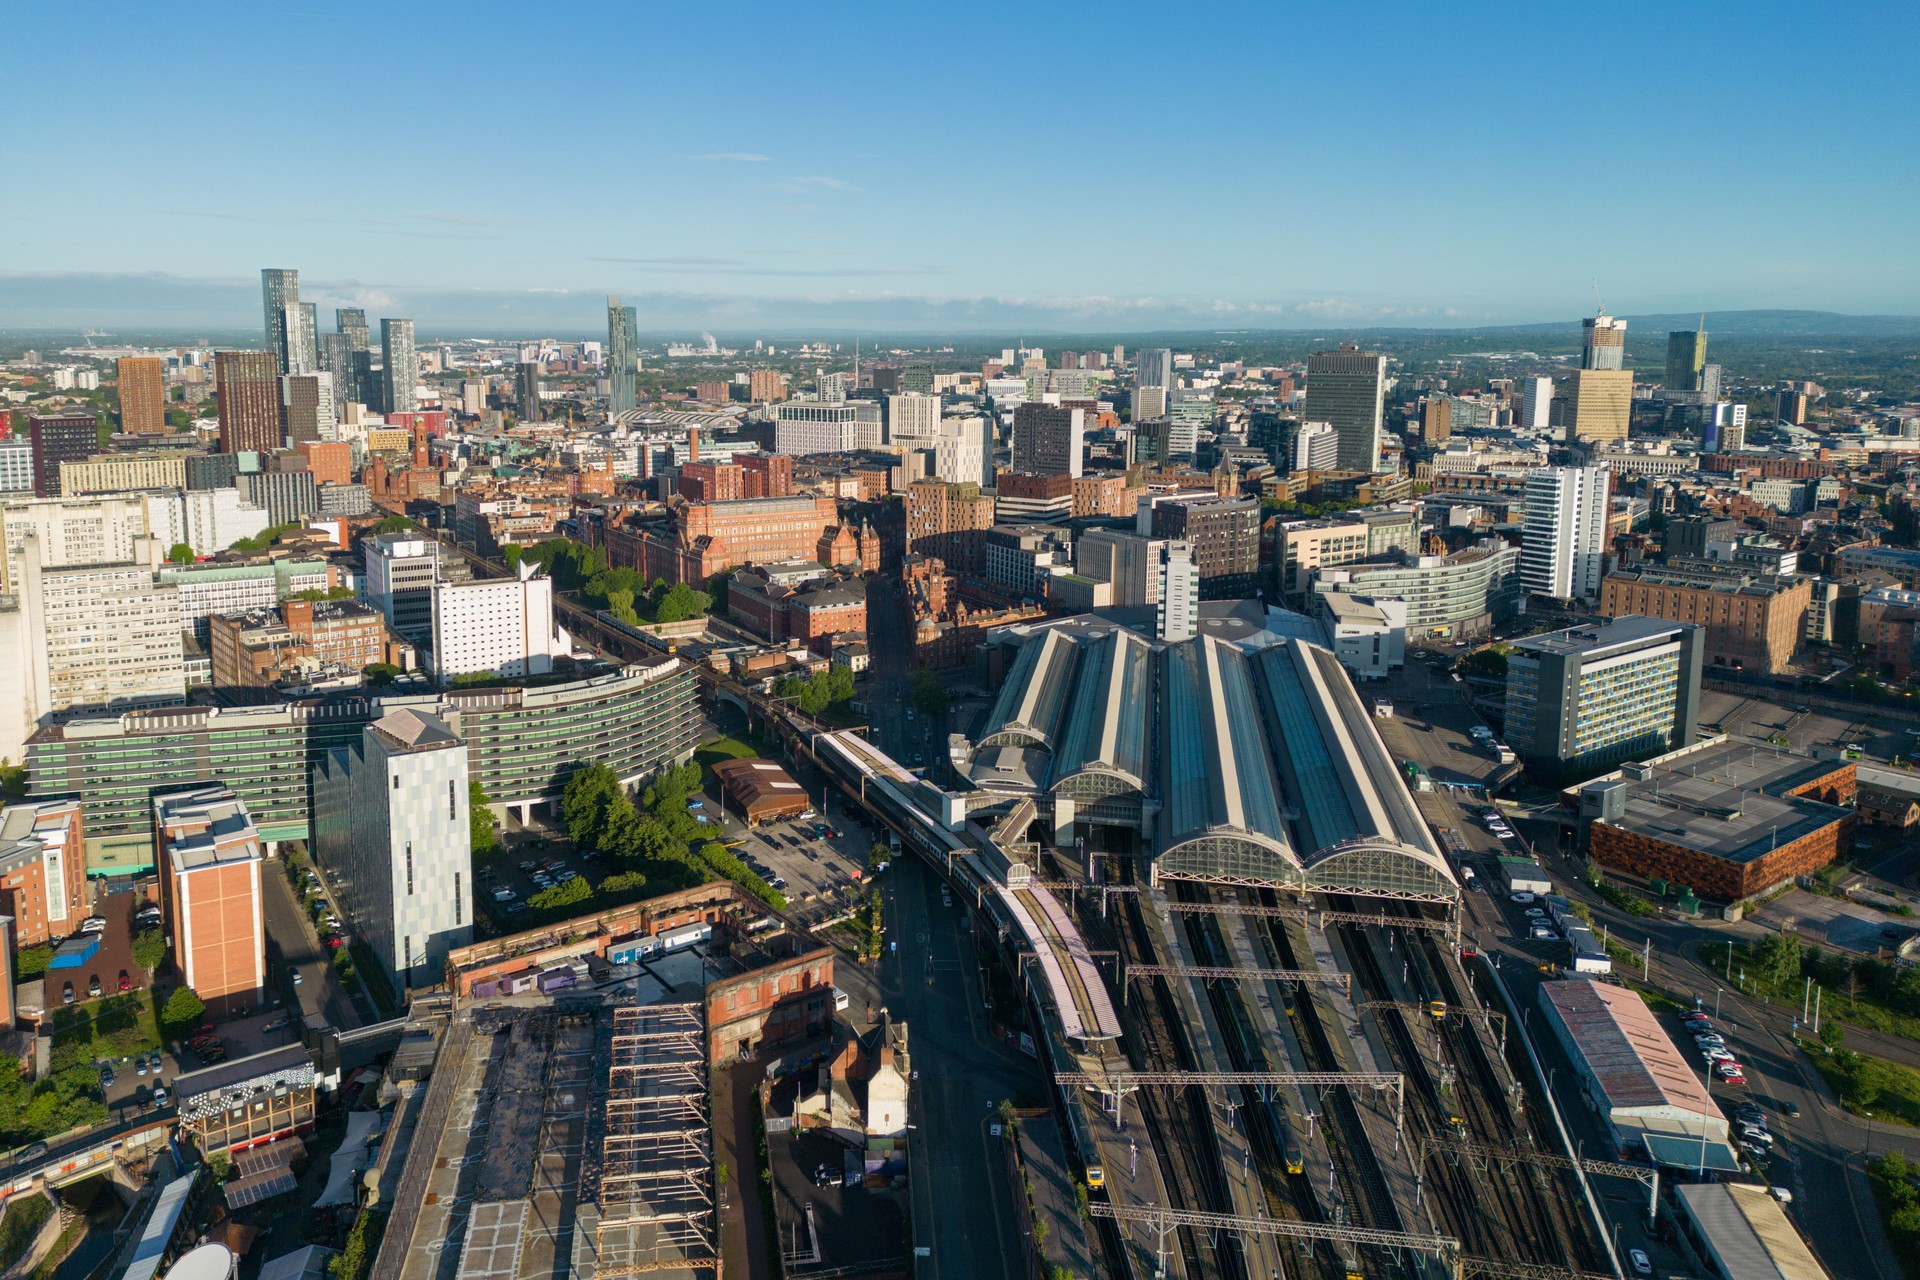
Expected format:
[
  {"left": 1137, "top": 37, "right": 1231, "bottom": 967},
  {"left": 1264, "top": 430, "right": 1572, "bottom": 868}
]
[
  {"left": 911, "top": 670, "right": 949, "bottom": 717},
  {"left": 468, "top": 781, "right": 499, "bottom": 856},
  {"left": 529, "top": 877, "right": 593, "bottom": 911},
  {"left": 1751, "top": 931, "right": 1802, "bottom": 992},
  {"left": 0, "top": 759, "right": 25, "bottom": 803},
  {"left": 561, "top": 764, "right": 622, "bottom": 845},
  {"left": 161, "top": 987, "right": 206, "bottom": 1038},
  {"left": 502, "top": 544, "right": 524, "bottom": 571},
  {"left": 653, "top": 581, "right": 712, "bottom": 624},
  {"left": 12, "top": 945, "right": 52, "bottom": 979},
  {"left": 131, "top": 928, "right": 166, "bottom": 972},
  {"left": 373, "top": 515, "right": 413, "bottom": 535},
  {"left": 597, "top": 870, "right": 648, "bottom": 897},
  {"left": 363, "top": 663, "right": 401, "bottom": 686},
  {"left": 166, "top": 543, "right": 195, "bottom": 565}
]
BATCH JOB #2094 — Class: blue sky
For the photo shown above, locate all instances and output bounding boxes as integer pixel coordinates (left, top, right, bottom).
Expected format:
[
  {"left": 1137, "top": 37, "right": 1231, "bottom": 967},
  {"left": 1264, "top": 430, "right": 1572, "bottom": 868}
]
[{"left": 3, "top": 0, "right": 1916, "bottom": 332}]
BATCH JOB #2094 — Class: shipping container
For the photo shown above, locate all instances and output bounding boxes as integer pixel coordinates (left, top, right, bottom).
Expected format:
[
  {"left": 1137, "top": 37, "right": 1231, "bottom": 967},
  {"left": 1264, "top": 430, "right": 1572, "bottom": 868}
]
[
  {"left": 658, "top": 923, "right": 713, "bottom": 953},
  {"left": 49, "top": 937, "right": 100, "bottom": 970},
  {"left": 537, "top": 968, "right": 577, "bottom": 993}
]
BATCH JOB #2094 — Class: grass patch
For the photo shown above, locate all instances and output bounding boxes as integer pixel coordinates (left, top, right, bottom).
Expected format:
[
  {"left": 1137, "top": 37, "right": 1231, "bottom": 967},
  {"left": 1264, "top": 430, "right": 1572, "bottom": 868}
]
[
  {"left": 1810, "top": 1045, "right": 1920, "bottom": 1128},
  {"left": 48, "top": 992, "right": 158, "bottom": 1072},
  {"left": 25, "top": 1214, "right": 84, "bottom": 1280},
  {"left": 693, "top": 735, "right": 761, "bottom": 776},
  {"left": 0, "top": 1195, "right": 52, "bottom": 1271}
]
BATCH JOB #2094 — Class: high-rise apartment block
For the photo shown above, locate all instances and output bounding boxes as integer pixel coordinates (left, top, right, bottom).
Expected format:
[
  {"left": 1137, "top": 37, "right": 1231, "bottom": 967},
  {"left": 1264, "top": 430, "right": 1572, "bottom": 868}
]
[
  {"left": 116, "top": 357, "right": 166, "bottom": 435},
  {"left": 336, "top": 307, "right": 373, "bottom": 405},
  {"left": 1504, "top": 617, "right": 1701, "bottom": 784},
  {"left": 1582, "top": 313, "right": 1627, "bottom": 371},
  {"left": 156, "top": 786, "right": 267, "bottom": 1018},
  {"left": 381, "top": 318, "right": 417, "bottom": 414},
  {"left": 2, "top": 493, "right": 153, "bottom": 590},
  {"left": 607, "top": 296, "right": 639, "bottom": 415},
  {"left": 1148, "top": 495, "right": 1261, "bottom": 599},
  {"left": 750, "top": 369, "right": 788, "bottom": 403},
  {"left": 261, "top": 268, "right": 299, "bottom": 375},
  {"left": 1075, "top": 530, "right": 1167, "bottom": 608},
  {"left": 431, "top": 566, "right": 570, "bottom": 681},
  {"left": 313, "top": 709, "right": 472, "bottom": 992},
  {"left": 365, "top": 532, "right": 440, "bottom": 643},
  {"left": 215, "top": 350, "right": 282, "bottom": 453},
  {"left": 515, "top": 361, "right": 542, "bottom": 421},
  {"left": 1665, "top": 327, "right": 1708, "bottom": 392},
  {"left": 905, "top": 480, "right": 996, "bottom": 573},
  {"left": 1521, "top": 465, "right": 1610, "bottom": 603},
  {"left": 27, "top": 412, "right": 98, "bottom": 497},
  {"left": 1137, "top": 348, "right": 1173, "bottom": 390},
  {"left": 932, "top": 416, "right": 991, "bottom": 487},
  {"left": 1010, "top": 404, "right": 1085, "bottom": 478},
  {"left": 19, "top": 533, "right": 183, "bottom": 724},
  {"left": 282, "top": 371, "right": 337, "bottom": 443},
  {"left": 1305, "top": 345, "right": 1388, "bottom": 472}
]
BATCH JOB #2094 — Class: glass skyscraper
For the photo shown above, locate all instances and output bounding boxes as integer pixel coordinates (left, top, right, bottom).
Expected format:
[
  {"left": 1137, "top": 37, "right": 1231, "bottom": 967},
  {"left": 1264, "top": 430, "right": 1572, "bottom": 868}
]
[
  {"left": 261, "top": 268, "right": 299, "bottom": 375},
  {"left": 607, "top": 295, "right": 639, "bottom": 415},
  {"left": 382, "top": 318, "right": 417, "bottom": 414}
]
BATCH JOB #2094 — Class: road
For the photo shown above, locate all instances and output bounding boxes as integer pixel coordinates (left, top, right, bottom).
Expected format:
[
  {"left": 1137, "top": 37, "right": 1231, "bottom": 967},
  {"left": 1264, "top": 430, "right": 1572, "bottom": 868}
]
[
  {"left": 261, "top": 864, "right": 371, "bottom": 1030},
  {"left": 859, "top": 854, "right": 1043, "bottom": 1280}
]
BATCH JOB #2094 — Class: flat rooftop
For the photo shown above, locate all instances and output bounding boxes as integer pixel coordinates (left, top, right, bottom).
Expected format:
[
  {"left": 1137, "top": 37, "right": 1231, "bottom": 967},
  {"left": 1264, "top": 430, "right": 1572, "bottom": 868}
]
[
  {"left": 1590, "top": 741, "right": 1852, "bottom": 865},
  {"left": 1511, "top": 615, "right": 1689, "bottom": 659}
]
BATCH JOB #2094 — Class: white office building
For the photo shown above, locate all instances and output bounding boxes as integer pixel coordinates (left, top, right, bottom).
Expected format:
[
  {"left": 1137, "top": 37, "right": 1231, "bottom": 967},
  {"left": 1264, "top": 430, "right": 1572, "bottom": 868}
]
[
  {"left": 932, "top": 416, "right": 991, "bottom": 487},
  {"left": 888, "top": 393, "right": 943, "bottom": 443},
  {"left": 143, "top": 488, "right": 274, "bottom": 558},
  {"left": 1521, "top": 465, "right": 1610, "bottom": 603},
  {"left": 312, "top": 708, "right": 472, "bottom": 992},
  {"left": 1520, "top": 376, "right": 1555, "bottom": 431},
  {"left": 0, "top": 443, "right": 33, "bottom": 495},
  {"left": 1291, "top": 421, "right": 1338, "bottom": 472},
  {"left": 773, "top": 401, "right": 883, "bottom": 455},
  {"left": 1157, "top": 541, "right": 1198, "bottom": 642},
  {"left": 365, "top": 533, "right": 440, "bottom": 643},
  {"left": 430, "top": 564, "right": 571, "bottom": 681},
  {"left": 1076, "top": 530, "right": 1166, "bottom": 608}
]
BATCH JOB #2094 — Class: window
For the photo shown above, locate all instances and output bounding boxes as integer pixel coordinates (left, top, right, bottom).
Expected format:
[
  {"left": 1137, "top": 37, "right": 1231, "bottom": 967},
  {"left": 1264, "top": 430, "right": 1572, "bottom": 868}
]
[
  {"left": 454, "top": 874, "right": 462, "bottom": 925},
  {"left": 406, "top": 842, "right": 414, "bottom": 894},
  {"left": 393, "top": 773, "right": 400, "bottom": 790},
  {"left": 449, "top": 779, "right": 457, "bottom": 820}
]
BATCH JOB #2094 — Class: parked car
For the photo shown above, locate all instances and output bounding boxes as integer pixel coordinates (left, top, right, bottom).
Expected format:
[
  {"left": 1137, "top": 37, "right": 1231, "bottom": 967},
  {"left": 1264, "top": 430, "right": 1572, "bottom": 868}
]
[
  {"left": 1628, "top": 1248, "right": 1652, "bottom": 1275},
  {"left": 505, "top": 902, "right": 528, "bottom": 915},
  {"left": 517, "top": 860, "right": 539, "bottom": 872},
  {"left": 1510, "top": 891, "right": 1536, "bottom": 904},
  {"left": 1718, "top": 1061, "right": 1747, "bottom": 1084},
  {"left": 1782, "top": 1101, "right": 1801, "bottom": 1118},
  {"left": 289, "top": 969, "right": 303, "bottom": 986},
  {"left": 151, "top": 1085, "right": 168, "bottom": 1107},
  {"left": 79, "top": 916, "right": 106, "bottom": 935},
  {"left": 88, "top": 976, "right": 102, "bottom": 998},
  {"left": 62, "top": 983, "right": 74, "bottom": 1006},
  {"left": 99, "top": 1066, "right": 115, "bottom": 1088}
]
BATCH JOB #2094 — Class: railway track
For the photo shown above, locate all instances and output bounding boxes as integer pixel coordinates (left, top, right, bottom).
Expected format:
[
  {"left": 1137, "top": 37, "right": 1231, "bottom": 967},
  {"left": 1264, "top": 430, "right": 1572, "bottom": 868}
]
[
  {"left": 1248, "top": 891, "right": 1411, "bottom": 1278},
  {"left": 1331, "top": 902, "right": 1600, "bottom": 1275},
  {"left": 1115, "top": 892, "right": 1249, "bottom": 1280}
]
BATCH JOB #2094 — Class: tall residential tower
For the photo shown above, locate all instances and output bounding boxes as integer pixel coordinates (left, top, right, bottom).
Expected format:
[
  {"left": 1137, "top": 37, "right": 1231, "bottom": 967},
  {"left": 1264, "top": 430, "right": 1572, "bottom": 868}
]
[
  {"left": 1304, "top": 344, "right": 1388, "bottom": 472},
  {"left": 607, "top": 296, "right": 639, "bottom": 415}
]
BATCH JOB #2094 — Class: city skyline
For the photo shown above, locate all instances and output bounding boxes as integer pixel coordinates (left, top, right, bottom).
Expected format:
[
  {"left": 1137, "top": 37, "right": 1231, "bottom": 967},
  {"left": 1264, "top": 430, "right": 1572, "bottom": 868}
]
[{"left": 3, "top": 2, "right": 1917, "bottom": 330}]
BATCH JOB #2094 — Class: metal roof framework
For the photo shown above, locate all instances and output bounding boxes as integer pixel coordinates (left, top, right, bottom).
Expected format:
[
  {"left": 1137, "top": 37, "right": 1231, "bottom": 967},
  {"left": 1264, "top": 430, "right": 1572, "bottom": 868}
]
[
  {"left": 1090, "top": 1201, "right": 1458, "bottom": 1280},
  {"left": 593, "top": 1004, "right": 716, "bottom": 1279}
]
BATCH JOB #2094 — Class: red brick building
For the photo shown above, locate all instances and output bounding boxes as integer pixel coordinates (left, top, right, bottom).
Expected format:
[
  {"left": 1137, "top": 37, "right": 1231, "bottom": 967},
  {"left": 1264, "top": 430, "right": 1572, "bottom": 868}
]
[
  {"left": 739, "top": 452, "right": 794, "bottom": 498},
  {"left": 156, "top": 787, "right": 266, "bottom": 1020},
  {"left": 728, "top": 567, "right": 866, "bottom": 646},
  {"left": 295, "top": 440, "right": 353, "bottom": 488},
  {"left": 707, "top": 937, "right": 834, "bottom": 1063},
  {"left": 680, "top": 460, "right": 745, "bottom": 503},
  {"left": 906, "top": 480, "right": 995, "bottom": 575},
  {"left": 0, "top": 800, "right": 89, "bottom": 948},
  {"left": 606, "top": 496, "right": 841, "bottom": 587}
]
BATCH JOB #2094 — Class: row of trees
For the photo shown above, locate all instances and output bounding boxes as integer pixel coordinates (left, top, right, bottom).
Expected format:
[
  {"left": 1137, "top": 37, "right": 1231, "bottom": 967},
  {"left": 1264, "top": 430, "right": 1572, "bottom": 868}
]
[
  {"left": 504, "top": 539, "right": 714, "bottom": 626},
  {"left": 772, "top": 666, "right": 857, "bottom": 717}
]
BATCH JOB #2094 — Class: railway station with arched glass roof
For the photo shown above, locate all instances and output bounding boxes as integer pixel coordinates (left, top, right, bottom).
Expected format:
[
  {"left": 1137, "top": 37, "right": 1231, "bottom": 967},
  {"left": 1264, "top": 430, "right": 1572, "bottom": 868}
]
[{"left": 964, "top": 620, "right": 1458, "bottom": 905}]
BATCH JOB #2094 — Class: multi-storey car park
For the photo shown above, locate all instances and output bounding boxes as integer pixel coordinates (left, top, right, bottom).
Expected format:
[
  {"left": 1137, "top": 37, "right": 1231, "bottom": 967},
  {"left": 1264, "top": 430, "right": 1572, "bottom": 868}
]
[{"left": 25, "top": 659, "right": 699, "bottom": 876}]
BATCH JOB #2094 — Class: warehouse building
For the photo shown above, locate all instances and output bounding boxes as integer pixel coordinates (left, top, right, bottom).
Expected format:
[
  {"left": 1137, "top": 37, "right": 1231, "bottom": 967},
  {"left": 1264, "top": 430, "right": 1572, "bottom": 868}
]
[
  {"left": 1671, "top": 1183, "right": 1831, "bottom": 1280},
  {"left": 1536, "top": 978, "right": 1738, "bottom": 1171},
  {"left": 1574, "top": 739, "right": 1855, "bottom": 904},
  {"left": 711, "top": 757, "right": 812, "bottom": 824}
]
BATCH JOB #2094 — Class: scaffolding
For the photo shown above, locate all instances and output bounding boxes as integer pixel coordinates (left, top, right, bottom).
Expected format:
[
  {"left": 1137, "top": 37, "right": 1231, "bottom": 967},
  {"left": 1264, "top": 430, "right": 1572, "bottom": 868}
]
[
  {"left": 1417, "top": 1135, "right": 1660, "bottom": 1222},
  {"left": 591, "top": 1004, "right": 716, "bottom": 1278}
]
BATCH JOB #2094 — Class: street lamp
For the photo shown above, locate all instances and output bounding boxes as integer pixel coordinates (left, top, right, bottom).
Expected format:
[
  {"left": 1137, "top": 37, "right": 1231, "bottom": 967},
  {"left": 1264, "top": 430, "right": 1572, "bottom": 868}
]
[{"left": 1714, "top": 987, "right": 1724, "bottom": 1020}]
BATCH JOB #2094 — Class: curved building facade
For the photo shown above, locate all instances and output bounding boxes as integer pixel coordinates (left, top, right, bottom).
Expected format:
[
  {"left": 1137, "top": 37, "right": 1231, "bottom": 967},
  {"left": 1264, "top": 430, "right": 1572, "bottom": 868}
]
[{"left": 1313, "top": 539, "right": 1521, "bottom": 639}]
